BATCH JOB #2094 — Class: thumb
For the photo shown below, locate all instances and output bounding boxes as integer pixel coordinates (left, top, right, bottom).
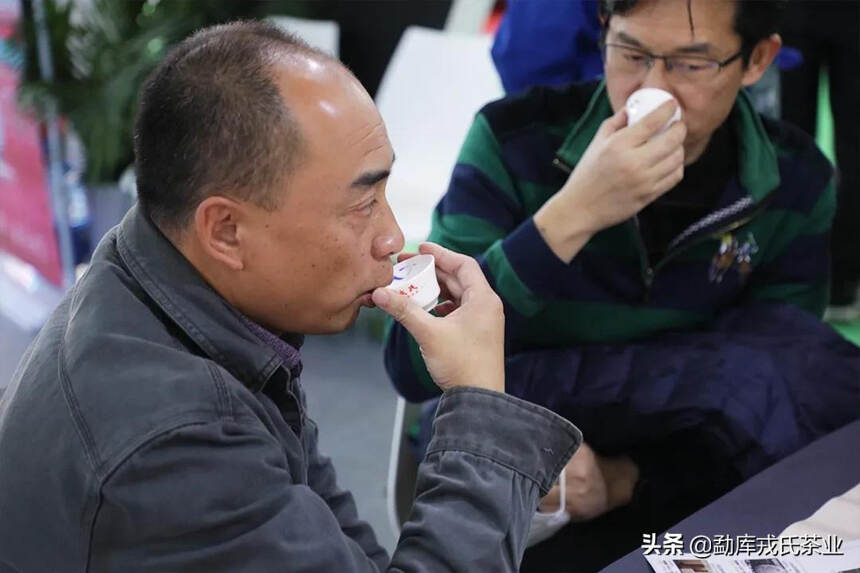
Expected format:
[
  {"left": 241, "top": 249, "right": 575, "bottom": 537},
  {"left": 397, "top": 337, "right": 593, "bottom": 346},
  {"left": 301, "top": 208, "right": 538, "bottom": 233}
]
[{"left": 372, "top": 287, "right": 433, "bottom": 342}]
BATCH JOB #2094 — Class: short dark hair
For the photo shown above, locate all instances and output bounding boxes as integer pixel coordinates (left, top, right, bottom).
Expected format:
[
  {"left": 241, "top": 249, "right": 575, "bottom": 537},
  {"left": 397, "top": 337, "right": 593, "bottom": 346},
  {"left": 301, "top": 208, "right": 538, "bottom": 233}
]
[
  {"left": 134, "top": 21, "right": 329, "bottom": 233},
  {"left": 598, "top": 0, "right": 787, "bottom": 64}
]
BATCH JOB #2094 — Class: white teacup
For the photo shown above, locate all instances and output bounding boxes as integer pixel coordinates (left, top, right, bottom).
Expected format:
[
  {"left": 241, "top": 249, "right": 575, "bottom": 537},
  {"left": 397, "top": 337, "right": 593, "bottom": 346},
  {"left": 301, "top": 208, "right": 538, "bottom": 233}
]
[
  {"left": 625, "top": 87, "right": 682, "bottom": 132},
  {"left": 386, "top": 254, "right": 441, "bottom": 312}
]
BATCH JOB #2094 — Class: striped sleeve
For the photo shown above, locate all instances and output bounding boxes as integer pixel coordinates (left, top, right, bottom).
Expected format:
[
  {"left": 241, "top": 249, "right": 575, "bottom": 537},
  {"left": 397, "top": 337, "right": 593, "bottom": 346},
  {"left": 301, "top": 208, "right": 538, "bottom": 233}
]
[
  {"left": 429, "top": 113, "right": 573, "bottom": 316},
  {"left": 384, "top": 112, "right": 570, "bottom": 401}
]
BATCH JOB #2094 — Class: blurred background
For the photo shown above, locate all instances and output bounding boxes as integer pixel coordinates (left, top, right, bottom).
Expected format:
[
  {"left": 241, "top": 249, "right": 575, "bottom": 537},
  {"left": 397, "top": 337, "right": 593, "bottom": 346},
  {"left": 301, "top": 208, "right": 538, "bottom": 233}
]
[{"left": 0, "top": 0, "right": 855, "bottom": 553}]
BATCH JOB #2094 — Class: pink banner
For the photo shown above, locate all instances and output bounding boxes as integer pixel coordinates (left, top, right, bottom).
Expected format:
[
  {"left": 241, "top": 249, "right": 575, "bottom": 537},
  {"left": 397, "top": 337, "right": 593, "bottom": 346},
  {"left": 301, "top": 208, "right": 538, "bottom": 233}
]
[{"left": 0, "top": 2, "right": 62, "bottom": 286}]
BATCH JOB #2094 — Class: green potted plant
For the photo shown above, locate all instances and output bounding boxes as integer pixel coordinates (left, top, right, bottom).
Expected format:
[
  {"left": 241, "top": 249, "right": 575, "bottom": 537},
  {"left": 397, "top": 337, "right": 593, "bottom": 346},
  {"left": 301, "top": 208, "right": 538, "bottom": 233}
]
[{"left": 16, "top": 0, "right": 308, "bottom": 246}]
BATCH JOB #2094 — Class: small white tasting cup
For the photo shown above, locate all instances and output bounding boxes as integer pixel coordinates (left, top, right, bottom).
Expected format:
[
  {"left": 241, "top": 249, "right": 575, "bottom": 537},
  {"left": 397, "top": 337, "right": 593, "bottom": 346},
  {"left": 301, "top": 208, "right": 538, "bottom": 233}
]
[
  {"left": 625, "top": 87, "right": 682, "bottom": 133},
  {"left": 386, "top": 254, "right": 441, "bottom": 313}
]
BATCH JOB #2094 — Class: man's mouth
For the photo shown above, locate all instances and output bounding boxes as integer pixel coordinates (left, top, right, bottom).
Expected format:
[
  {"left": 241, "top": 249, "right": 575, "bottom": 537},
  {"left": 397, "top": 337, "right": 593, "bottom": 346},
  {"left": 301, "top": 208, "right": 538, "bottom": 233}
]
[{"left": 359, "top": 270, "right": 395, "bottom": 309}]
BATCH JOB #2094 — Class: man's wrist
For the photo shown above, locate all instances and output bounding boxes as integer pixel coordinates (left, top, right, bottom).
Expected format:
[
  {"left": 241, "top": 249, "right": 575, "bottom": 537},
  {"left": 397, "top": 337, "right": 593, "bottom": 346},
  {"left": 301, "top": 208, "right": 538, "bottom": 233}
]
[
  {"left": 533, "top": 196, "right": 595, "bottom": 264},
  {"left": 599, "top": 455, "right": 640, "bottom": 510}
]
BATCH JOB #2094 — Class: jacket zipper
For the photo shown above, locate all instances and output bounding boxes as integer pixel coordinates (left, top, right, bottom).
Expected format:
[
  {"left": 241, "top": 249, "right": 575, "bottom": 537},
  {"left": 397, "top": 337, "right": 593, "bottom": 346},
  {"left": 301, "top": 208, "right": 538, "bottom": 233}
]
[
  {"left": 553, "top": 157, "right": 573, "bottom": 174},
  {"left": 551, "top": 155, "right": 771, "bottom": 302},
  {"left": 632, "top": 200, "right": 771, "bottom": 302}
]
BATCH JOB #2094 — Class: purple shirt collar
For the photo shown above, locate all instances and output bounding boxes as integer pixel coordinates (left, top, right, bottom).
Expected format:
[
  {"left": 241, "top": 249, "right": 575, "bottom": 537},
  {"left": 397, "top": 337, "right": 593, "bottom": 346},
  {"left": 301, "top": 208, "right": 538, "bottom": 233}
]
[{"left": 237, "top": 313, "right": 304, "bottom": 380}]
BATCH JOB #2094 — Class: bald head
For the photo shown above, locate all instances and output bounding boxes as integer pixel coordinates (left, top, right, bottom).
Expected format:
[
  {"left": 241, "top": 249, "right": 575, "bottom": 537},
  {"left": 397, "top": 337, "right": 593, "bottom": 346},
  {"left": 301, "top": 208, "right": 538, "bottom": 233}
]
[{"left": 134, "top": 21, "right": 348, "bottom": 234}]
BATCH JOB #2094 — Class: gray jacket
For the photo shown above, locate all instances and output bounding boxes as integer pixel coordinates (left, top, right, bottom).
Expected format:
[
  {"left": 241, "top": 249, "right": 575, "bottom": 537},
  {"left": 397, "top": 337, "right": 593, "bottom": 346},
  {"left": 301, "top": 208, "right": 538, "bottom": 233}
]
[{"left": 0, "top": 206, "right": 581, "bottom": 572}]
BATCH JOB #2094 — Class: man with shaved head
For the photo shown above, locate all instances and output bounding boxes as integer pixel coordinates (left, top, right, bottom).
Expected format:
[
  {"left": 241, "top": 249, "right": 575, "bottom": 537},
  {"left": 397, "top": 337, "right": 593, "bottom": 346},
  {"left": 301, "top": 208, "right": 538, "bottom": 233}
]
[{"left": 0, "top": 22, "right": 581, "bottom": 571}]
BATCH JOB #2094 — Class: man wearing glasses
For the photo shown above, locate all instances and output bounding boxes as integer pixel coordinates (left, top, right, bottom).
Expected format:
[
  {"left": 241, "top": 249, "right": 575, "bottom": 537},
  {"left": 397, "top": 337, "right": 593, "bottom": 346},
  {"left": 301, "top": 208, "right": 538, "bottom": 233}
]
[{"left": 385, "top": 0, "right": 859, "bottom": 570}]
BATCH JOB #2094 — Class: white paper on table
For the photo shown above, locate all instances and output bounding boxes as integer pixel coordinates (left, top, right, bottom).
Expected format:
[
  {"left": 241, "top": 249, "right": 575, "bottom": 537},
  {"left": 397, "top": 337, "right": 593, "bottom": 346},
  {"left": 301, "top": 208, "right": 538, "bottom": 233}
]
[
  {"left": 781, "top": 482, "right": 860, "bottom": 541},
  {"left": 643, "top": 540, "right": 860, "bottom": 573}
]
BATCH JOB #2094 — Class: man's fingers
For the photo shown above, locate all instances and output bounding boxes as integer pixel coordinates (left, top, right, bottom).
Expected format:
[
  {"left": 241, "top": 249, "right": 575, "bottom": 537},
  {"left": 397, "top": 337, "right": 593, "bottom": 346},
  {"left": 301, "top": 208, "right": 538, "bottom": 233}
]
[
  {"left": 650, "top": 165, "right": 685, "bottom": 201},
  {"left": 623, "top": 100, "right": 679, "bottom": 146},
  {"left": 595, "top": 107, "right": 628, "bottom": 139},
  {"left": 636, "top": 120, "right": 686, "bottom": 165},
  {"left": 396, "top": 252, "right": 419, "bottom": 263},
  {"left": 418, "top": 242, "right": 468, "bottom": 274},
  {"left": 435, "top": 267, "right": 464, "bottom": 302},
  {"left": 419, "top": 242, "right": 487, "bottom": 293},
  {"left": 645, "top": 145, "right": 685, "bottom": 188},
  {"left": 372, "top": 288, "right": 433, "bottom": 342}
]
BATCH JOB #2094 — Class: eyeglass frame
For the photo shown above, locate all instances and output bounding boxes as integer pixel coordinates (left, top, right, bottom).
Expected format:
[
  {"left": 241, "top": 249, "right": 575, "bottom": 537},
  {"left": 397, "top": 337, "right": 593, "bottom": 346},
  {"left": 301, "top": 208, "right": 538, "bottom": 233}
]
[{"left": 601, "top": 41, "right": 744, "bottom": 79}]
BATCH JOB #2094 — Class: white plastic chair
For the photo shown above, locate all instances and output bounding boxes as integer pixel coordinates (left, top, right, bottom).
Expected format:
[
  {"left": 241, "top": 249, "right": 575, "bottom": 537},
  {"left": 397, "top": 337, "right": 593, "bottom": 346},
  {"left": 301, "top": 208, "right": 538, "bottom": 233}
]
[
  {"left": 375, "top": 26, "right": 504, "bottom": 245},
  {"left": 268, "top": 15, "right": 339, "bottom": 57},
  {"left": 385, "top": 397, "right": 423, "bottom": 536},
  {"left": 445, "top": 0, "right": 496, "bottom": 34}
]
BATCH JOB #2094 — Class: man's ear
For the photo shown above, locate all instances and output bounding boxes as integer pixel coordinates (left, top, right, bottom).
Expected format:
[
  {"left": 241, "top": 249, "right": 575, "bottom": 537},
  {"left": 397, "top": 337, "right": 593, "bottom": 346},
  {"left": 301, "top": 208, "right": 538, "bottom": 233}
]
[
  {"left": 741, "top": 33, "right": 782, "bottom": 87},
  {"left": 192, "top": 196, "right": 246, "bottom": 271}
]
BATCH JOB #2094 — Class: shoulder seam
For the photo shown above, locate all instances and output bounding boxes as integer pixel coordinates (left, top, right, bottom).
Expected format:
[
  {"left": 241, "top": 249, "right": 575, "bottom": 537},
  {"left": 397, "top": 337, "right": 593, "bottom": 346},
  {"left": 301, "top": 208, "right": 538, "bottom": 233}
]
[
  {"left": 58, "top": 339, "right": 103, "bottom": 474},
  {"left": 206, "top": 361, "right": 234, "bottom": 420}
]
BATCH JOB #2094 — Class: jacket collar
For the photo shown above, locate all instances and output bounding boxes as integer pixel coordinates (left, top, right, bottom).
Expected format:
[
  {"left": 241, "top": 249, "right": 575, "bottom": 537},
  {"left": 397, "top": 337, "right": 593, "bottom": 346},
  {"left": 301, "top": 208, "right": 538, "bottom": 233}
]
[
  {"left": 554, "top": 80, "right": 781, "bottom": 202},
  {"left": 115, "top": 205, "right": 292, "bottom": 392}
]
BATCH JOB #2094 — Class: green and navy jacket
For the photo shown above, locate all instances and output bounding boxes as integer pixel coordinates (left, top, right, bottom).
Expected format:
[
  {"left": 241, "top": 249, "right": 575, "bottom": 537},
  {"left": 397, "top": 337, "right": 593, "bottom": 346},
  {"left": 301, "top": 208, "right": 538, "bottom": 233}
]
[
  {"left": 383, "top": 81, "right": 860, "bottom": 521},
  {"left": 384, "top": 80, "right": 836, "bottom": 404}
]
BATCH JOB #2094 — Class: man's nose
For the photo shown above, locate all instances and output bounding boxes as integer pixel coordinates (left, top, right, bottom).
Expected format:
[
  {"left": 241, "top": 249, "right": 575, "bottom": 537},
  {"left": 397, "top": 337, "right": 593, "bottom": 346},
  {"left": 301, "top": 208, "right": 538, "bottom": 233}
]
[
  {"left": 641, "top": 58, "right": 674, "bottom": 94},
  {"left": 372, "top": 201, "right": 405, "bottom": 260}
]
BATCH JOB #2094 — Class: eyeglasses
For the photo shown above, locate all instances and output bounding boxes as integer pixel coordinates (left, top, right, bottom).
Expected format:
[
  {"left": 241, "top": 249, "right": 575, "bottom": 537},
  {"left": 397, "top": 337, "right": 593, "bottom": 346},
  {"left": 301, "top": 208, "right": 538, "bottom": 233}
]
[{"left": 602, "top": 42, "right": 743, "bottom": 82}]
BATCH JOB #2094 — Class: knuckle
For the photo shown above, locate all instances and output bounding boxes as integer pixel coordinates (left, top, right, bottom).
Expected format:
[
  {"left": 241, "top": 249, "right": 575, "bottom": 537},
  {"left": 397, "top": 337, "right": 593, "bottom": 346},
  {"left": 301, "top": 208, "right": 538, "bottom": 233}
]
[
  {"left": 463, "top": 255, "right": 480, "bottom": 271},
  {"left": 391, "top": 298, "right": 409, "bottom": 323},
  {"left": 488, "top": 293, "right": 503, "bottom": 314}
]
